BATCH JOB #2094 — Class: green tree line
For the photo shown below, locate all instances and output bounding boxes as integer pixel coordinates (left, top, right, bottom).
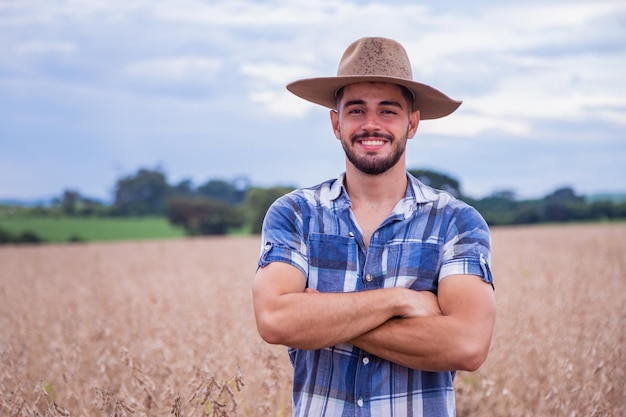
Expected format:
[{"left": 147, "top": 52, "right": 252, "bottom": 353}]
[{"left": 1, "top": 167, "right": 625, "bottom": 243}]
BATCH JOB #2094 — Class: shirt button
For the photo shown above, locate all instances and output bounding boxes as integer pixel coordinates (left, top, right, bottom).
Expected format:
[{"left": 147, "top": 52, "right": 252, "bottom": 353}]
[
  {"left": 365, "top": 274, "right": 373, "bottom": 282},
  {"left": 349, "top": 231, "right": 355, "bottom": 237},
  {"left": 357, "top": 398, "right": 364, "bottom": 407},
  {"left": 374, "top": 232, "right": 379, "bottom": 238},
  {"left": 362, "top": 357, "right": 369, "bottom": 365}
]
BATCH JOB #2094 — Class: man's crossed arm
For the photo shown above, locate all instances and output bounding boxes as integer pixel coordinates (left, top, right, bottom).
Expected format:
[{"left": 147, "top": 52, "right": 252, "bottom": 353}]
[{"left": 252, "top": 261, "right": 495, "bottom": 372}]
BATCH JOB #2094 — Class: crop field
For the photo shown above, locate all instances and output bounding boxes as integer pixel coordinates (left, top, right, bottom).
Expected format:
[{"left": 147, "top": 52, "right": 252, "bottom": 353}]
[{"left": 1, "top": 223, "right": 624, "bottom": 416}]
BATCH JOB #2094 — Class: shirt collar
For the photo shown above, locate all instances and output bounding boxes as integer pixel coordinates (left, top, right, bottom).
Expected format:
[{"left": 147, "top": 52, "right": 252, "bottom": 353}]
[
  {"left": 328, "top": 172, "right": 347, "bottom": 201},
  {"left": 328, "top": 172, "right": 438, "bottom": 203}
]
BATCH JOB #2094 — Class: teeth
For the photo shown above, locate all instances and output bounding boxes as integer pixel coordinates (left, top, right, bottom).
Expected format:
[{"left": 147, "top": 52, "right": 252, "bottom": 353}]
[{"left": 362, "top": 140, "right": 384, "bottom": 146}]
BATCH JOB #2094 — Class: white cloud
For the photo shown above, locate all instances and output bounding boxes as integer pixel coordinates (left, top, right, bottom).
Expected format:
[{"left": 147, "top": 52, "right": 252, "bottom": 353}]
[
  {"left": 420, "top": 113, "right": 531, "bottom": 137},
  {"left": 15, "top": 41, "right": 76, "bottom": 54},
  {"left": 1, "top": 0, "right": 625, "bottom": 199},
  {"left": 0, "top": 0, "right": 142, "bottom": 26},
  {"left": 490, "top": 0, "right": 624, "bottom": 30},
  {"left": 248, "top": 89, "right": 312, "bottom": 117},
  {"left": 220, "top": 0, "right": 626, "bottom": 133},
  {"left": 241, "top": 61, "right": 321, "bottom": 116},
  {"left": 149, "top": 0, "right": 393, "bottom": 27},
  {"left": 124, "top": 56, "right": 223, "bottom": 82},
  {"left": 240, "top": 62, "right": 313, "bottom": 86}
]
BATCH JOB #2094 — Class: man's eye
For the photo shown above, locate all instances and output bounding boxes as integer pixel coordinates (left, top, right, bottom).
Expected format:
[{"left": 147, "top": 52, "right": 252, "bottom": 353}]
[{"left": 348, "top": 108, "right": 364, "bottom": 114}]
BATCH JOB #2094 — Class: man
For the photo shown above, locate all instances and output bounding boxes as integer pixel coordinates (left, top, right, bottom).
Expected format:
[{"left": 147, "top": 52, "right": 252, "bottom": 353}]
[{"left": 252, "top": 37, "right": 496, "bottom": 417}]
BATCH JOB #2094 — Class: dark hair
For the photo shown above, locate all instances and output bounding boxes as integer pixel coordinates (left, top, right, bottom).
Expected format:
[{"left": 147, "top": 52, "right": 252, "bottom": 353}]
[{"left": 335, "top": 84, "right": 415, "bottom": 112}]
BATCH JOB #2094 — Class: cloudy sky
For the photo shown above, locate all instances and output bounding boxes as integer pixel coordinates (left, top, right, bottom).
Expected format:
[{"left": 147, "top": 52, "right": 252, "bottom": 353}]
[{"left": 1, "top": 0, "right": 624, "bottom": 202}]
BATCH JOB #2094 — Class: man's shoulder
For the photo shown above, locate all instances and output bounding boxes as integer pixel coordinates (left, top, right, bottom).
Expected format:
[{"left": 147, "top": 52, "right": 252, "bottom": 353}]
[
  {"left": 276, "top": 177, "right": 343, "bottom": 206},
  {"left": 408, "top": 174, "right": 464, "bottom": 206},
  {"left": 407, "top": 174, "right": 486, "bottom": 224}
]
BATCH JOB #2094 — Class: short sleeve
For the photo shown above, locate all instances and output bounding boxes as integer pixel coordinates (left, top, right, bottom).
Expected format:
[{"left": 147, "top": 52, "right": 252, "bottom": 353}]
[
  {"left": 257, "top": 194, "right": 309, "bottom": 277},
  {"left": 439, "top": 205, "right": 494, "bottom": 287}
]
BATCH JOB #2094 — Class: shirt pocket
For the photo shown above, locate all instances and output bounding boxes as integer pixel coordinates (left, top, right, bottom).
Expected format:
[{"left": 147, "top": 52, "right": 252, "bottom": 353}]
[
  {"left": 385, "top": 242, "right": 441, "bottom": 292},
  {"left": 308, "top": 233, "right": 358, "bottom": 292}
]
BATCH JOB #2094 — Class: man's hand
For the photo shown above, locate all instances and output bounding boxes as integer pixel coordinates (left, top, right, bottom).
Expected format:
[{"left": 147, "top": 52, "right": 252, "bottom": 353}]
[
  {"left": 305, "top": 286, "right": 441, "bottom": 319},
  {"left": 254, "top": 263, "right": 427, "bottom": 349},
  {"left": 395, "top": 289, "right": 441, "bottom": 318},
  {"left": 351, "top": 274, "right": 496, "bottom": 372}
]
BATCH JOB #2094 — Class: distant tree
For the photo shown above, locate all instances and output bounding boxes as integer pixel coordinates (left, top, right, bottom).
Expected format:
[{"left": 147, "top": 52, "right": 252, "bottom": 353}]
[
  {"left": 489, "top": 190, "right": 517, "bottom": 201},
  {"left": 470, "top": 191, "right": 521, "bottom": 225},
  {"left": 0, "top": 227, "right": 14, "bottom": 244},
  {"left": 167, "top": 197, "right": 243, "bottom": 235},
  {"left": 511, "top": 203, "right": 543, "bottom": 224},
  {"left": 79, "top": 197, "right": 108, "bottom": 216},
  {"left": 544, "top": 187, "right": 585, "bottom": 204},
  {"left": 113, "top": 168, "right": 169, "bottom": 215},
  {"left": 170, "top": 179, "right": 195, "bottom": 198},
  {"left": 244, "top": 186, "right": 295, "bottom": 234},
  {"left": 588, "top": 201, "right": 615, "bottom": 220},
  {"left": 408, "top": 169, "right": 462, "bottom": 197},
  {"left": 67, "top": 234, "right": 86, "bottom": 243},
  {"left": 542, "top": 187, "right": 586, "bottom": 222},
  {"left": 197, "top": 179, "right": 247, "bottom": 206},
  {"left": 19, "top": 231, "right": 45, "bottom": 243},
  {"left": 61, "top": 190, "right": 80, "bottom": 215},
  {"left": 45, "top": 190, "right": 109, "bottom": 217},
  {"left": 614, "top": 202, "right": 626, "bottom": 219},
  {"left": 0, "top": 228, "right": 46, "bottom": 245}
]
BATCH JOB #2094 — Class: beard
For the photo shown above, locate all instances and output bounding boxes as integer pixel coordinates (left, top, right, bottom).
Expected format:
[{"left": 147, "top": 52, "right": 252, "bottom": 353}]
[{"left": 341, "top": 131, "right": 407, "bottom": 175}]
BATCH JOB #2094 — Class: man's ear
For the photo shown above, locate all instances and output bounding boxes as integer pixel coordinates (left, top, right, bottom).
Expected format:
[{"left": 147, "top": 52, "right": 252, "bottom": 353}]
[
  {"left": 407, "top": 109, "right": 420, "bottom": 139},
  {"left": 330, "top": 110, "right": 341, "bottom": 139}
]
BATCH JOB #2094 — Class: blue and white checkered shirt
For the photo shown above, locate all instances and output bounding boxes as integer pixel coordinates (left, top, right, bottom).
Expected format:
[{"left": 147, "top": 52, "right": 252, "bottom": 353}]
[{"left": 258, "top": 172, "right": 493, "bottom": 417}]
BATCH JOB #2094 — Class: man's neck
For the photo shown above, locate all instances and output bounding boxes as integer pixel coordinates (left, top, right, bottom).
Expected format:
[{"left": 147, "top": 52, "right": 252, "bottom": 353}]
[
  {"left": 343, "top": 163, "right": 407, "bottom": 249},
  {"left": 344, "top": 163, "right": 408, "bottom": 210}
]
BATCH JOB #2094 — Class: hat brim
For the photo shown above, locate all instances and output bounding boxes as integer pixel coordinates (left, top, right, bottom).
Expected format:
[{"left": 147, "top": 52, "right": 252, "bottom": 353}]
[{"left": 287, "top": 75, "right": 462, "bottom": 120}]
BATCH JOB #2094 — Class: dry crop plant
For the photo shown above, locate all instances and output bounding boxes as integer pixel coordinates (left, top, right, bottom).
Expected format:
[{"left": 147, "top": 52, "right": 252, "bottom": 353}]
[
  {"left": 1, "top": 224, "right": 625, "bottom": 416},
  {"left": 0, "top": 237, "right": 291, "bottom": 416},
  {"left": 454, "top": 223, "right": 625, "bottom": 416}
]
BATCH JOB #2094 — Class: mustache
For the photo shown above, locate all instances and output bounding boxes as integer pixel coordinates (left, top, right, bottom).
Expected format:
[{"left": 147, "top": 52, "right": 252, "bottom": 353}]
[{"left": 350, "top": 131, "right": 394, "bottom": 142}]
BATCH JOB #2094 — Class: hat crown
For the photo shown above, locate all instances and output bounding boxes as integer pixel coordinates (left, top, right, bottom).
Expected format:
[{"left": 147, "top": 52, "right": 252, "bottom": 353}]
[{"left": 337, "top": 37, "right": 413, "bottom": 81}]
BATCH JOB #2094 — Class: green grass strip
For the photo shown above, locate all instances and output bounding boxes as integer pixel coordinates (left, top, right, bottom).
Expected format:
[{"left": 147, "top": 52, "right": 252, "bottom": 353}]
[{"left": 0, "top": 216, "right": 186, "bottom": 243}]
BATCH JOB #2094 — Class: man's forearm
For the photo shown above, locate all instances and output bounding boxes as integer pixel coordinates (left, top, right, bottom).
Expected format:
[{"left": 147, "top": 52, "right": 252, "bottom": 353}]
[
  {"left": 351, "top": 315, "right": 474, "bottom": 372},
  {"left": 255, "top": 288, "right": 404, "bottom": 350},
  {"left": 351, "top": 275, "right": 496, "bottom": 372}
]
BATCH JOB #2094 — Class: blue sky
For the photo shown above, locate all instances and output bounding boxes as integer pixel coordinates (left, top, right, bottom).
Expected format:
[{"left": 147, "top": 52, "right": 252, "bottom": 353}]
[{"left": 1, "top": 0, "right": 624, "bottom": 202}]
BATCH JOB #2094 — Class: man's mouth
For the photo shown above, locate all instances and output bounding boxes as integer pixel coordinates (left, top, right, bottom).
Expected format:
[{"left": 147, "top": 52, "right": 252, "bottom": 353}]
[
  {"left": 360, "top": 139, "right": 385, "bottom": 147},
  {"left": 352, "top": 132, "right": 393, "bottom": 146}
]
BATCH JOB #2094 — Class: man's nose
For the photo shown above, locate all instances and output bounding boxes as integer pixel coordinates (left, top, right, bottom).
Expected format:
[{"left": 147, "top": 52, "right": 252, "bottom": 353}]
[{"left": 361, "top": 112, "right": 381, "bottom": 130}]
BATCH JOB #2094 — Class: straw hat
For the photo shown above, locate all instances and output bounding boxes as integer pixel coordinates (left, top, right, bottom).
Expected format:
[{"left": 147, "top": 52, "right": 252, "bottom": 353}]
[{"left": 287, "top": 37, "right": 461, "bottom": 120}]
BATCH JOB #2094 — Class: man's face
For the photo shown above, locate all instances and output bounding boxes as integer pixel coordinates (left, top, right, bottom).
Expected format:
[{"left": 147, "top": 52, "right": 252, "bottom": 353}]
[{"left": 331, "top": 82, "right": 420, "bottom": 176}]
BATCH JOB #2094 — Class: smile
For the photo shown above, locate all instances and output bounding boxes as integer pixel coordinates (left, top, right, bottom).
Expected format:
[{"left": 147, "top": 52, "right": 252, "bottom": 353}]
[{"left": 361, "top": 140, "right": 385, "bottom": 146}]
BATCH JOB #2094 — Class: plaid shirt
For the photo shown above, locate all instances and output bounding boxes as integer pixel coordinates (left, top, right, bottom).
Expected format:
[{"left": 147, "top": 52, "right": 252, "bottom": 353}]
[{"left": 258, "top": 173, "right": 493, "bottom": 417}]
